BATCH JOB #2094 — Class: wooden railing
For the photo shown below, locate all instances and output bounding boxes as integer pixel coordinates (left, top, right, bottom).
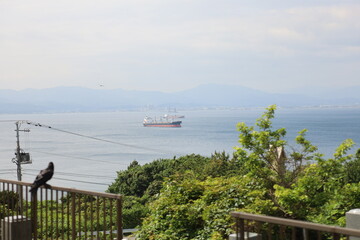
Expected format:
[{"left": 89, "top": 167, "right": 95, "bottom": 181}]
[
  {"left": 231, "top": 212, "right": 360, "bottom": 240},
  {"left": 0, "top": 178, "right": 122, "bottom": 240}
]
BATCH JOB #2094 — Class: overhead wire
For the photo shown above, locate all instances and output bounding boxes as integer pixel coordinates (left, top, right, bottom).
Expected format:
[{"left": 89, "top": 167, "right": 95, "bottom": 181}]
[
  {"left": 24, "top": 169, "right": 114, "bottom": 180},
  {"left": 4, "top": 120, "right": 183, "bottom": 156},
  {"left": 25, "top": 173, "right": 111, "bottom": 186},
  {"left": 0, "top": 120, "right": 24, "bottom": 123},
  {"left": 0, "top": 169, "right": 18, "bottom": 171},
  {"left": 54, "top": 177, "right": 111, "bottom": 186},
  {"left": 31, "top": 149, "right": 129, "bottom": 166},
  {"left": 25, "top": 121, "right": 174, "bottom": 154},
  {"left": 0, "top": 171, "right": 16, "bottom": 174},
  {"left": 3, "top": 119, "right": 184, "bottom": 188}
]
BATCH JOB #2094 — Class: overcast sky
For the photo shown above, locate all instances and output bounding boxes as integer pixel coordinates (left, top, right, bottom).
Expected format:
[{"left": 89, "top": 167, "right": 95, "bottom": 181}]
[{"left": 0, "top": 0, "right": 359, "bottom": 93}]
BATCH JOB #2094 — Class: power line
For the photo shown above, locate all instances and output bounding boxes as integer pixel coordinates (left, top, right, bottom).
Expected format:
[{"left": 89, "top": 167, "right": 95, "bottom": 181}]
[
  {"left": 54, "top": 177, "right": 111, "bottom": 186},
  {"left": 25, "top": 121, "right": 169, "bottom": 154},
  {"left": 2, "top": 119, "right": 184, "bottom": 188},
  {"left": 3, "top": 120, "right": 184, "bottom": 156},
  {"left": 24, "top": 169, "right": 115, "bottom": 180},
  {"left": 55, "top": 177, "right": 111, "bottom": 186},
  {"left": 25, "top": 173, "right": 111, "bottom": 186},
  {"left": 0, "top": 120, "right": 25, "bottom": 123},
  {"left": 31, "top": 149, "right": 129, "bottom": 166}
]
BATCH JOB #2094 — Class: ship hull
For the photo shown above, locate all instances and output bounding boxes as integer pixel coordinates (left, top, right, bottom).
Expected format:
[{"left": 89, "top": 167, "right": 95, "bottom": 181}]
[{"left": 143, "top": 121, "right": 182, "bottom": 127}]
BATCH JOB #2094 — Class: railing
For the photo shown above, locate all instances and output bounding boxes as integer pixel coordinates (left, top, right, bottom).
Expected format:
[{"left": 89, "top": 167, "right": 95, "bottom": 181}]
[
  {"left": 231, "top": 212, "right": 360, "bottom": 240},
  {"left": 0, "top": 178, "right": 122, "bottom": 240}
]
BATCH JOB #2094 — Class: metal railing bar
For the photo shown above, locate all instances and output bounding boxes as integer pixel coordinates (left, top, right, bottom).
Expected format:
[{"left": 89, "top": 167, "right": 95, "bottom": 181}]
[
  {"left": 71, "top": 192, "right": 76, "bottom": 240},
  {"left": 333, "top": 233, "right": 340, "bottom": 240},
  {"left": 280, "top": 225, "right": 285, "bottom": 240},
  {"left": 1, "top": 182, "right": 4, "bottom": 240},
  {"left": 40, "top": 188, "right": 43, "bottom": 239},
  {"left": 117, "top": 198, "right": 123, "bottom": 240},
  {"left": 291, "top": 226, "right": 296, "bottom": 240},
  {"left": 51, "top": 189, "right": 53, "bottom": 240},
  {"left": 84, "top": 199, "right": 87, "bottom": 240},
  {"left": 56, "top": 190, "right": 59, "bottom": 239},
  {"left": 231, "top": 212, "right": 360, "bottom": 237},
  {"left": 11, "top": 183, "right": 14, "bottom": 240},
  {"left": 67, "top": 191, "right": 70, "bottom": 240},
  {"left": 61, "top": 191, "right": 65, "bottom": 240},
  {"left": 90, "top": 199, "right": 94, "bottom": 238},
  {"left": 31, "top": 192, "right": 38, "bottom": 240},
  {"left": 97, "top": 197, "right": 100, "bottom": 238},
  {"left": 110, "top": 198, "right": 113, "bottom": 239},
  {"left": 45, "top": 189, "right": 48, "bottom": 239},
  {"left": 18, "top": 185, "right": 23, "bottom": 215},
  {"left": 267, "top": 223, "right": 273, "bottom": 240},
  {"left": 256, "top": 222, "right": 262, "bottom": 240},
  {"left": 7, "top": 183, "right": 9, "bottom": 240},
  {"left": 1, "top": 182, "right": 3, "bottom": 240},
  {"left": 78, "top": 194, "right": 81, "bottom": 240},
  {"left": 317, "top": 230, "right": 322, "bottom": 240},
  {"left": 25, "top": 185, "right": 28, "bottom": 217},
  {"left": 0, "top": 179, "right": 121, "bottom": 200},
  {"left": 239, "top": 218, "right": 244, "bottom": 240},
  {"left": 103, "top": 197, "right": 106, "bottom": 240}
]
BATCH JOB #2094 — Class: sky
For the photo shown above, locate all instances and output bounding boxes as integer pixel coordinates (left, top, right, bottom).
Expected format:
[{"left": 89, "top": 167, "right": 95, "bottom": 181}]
[{"left": 0, "top": 0, "right": 359, "bottom": 93}]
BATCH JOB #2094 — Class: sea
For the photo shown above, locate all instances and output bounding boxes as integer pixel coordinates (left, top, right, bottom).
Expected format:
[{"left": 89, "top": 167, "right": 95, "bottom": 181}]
[{"left": 0, "top": 107, "right": 359, "bottom": 193}]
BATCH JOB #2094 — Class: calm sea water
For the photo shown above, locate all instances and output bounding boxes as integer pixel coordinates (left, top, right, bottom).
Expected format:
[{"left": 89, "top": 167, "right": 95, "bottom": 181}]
[{"left": 0, "top": 107, "right": 359, "bottom": 192}]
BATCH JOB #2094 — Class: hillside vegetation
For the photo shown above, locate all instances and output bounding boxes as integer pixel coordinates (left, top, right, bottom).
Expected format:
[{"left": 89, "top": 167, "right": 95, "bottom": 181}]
[{"left": 108, "top": 105, "right": 360, "bottom": 240}]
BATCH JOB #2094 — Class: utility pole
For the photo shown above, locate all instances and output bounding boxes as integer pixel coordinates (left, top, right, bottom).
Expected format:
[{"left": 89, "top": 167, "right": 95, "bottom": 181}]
[
  {"left": 13, "top": 121, "right": 31, "bottom": 181},
  {"left": 12, "top": 121, "right": 31, "bottom": 216}
]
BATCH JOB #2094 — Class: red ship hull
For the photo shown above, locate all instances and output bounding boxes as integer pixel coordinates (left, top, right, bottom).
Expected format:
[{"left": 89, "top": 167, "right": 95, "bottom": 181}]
[{"left": 143, "top": 121, "right": 182, "bottom": 127}]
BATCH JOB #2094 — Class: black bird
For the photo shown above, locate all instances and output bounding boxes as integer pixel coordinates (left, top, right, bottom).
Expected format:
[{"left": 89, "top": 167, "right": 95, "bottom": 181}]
[{"left": 29, "top": 162, "right": 54, "bottom": 193}]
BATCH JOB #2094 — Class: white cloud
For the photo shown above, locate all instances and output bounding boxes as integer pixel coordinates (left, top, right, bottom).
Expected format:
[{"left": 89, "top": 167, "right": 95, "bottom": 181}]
[{"left": 0, "top": 1, "right": 359, "bottom": 91}]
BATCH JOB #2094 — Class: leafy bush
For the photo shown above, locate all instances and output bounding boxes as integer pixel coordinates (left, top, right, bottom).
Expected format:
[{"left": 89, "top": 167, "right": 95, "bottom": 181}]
[
  {"left": 109, "top": 105, "right": 360, "bottom": 238},
  {"left": 108, "top": 152, "right": 240, "bottom": 198},
  {"left": 123, "top": 196, "right": 149, "bottom": 228},
  {"left": 136, "top": 176, "right": 274, "bottom": 240},
  {"left": 344, "top": 150, "right": 360, "bottom": 183}
]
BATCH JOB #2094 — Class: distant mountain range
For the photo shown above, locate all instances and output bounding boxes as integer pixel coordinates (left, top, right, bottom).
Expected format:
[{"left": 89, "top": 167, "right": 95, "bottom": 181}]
[{"left": 0, "top": 84, "right": 359, "bottom": 113}]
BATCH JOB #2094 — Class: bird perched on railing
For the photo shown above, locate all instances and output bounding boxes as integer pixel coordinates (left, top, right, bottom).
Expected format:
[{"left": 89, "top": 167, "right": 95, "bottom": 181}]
[{"left": 29, "top": 162, "right": 54, "bottom": 194}]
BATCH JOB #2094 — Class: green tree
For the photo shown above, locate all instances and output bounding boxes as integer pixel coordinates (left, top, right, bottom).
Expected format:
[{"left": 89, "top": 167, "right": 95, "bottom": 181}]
[
  {"left": 275, "top": 139, "right": 358, "bottom": 223},
  {"left": 235, "top": 105, "right": 319, "bottom": 190},
  {"left": 108, "top": 155, "right": 211, "bottom": 198},
  {"left": 136, "top": 176, "right": 272, "bottom": 240},
  {"left": 107, "top": 153, "right": 241, "bottom": 229},
  {"left": 344, "top": 149, "right": 360, "bottom": 183}
]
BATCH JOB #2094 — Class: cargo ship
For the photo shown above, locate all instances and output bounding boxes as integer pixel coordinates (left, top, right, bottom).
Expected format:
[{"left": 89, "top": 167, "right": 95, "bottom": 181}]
[{"left": 143, "top": 116, "right": 182, "bottom": 127}]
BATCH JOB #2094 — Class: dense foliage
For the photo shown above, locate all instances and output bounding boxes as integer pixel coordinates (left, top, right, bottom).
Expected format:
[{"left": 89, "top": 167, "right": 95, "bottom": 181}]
[
  {"left": 136, "top": 176, "right": 275, "bottom": 240},
  {"left": 107, "top": 152, "right": 242, "bottom": 229},
  {"left": 107, "top": 152, "right": 241, "bottom": 198},
  {"left": 1, "top": 106, "right": 358, "bottom": 239},
  {"left": 106, "top": 105, "right": 360, "bottom": 240}
]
